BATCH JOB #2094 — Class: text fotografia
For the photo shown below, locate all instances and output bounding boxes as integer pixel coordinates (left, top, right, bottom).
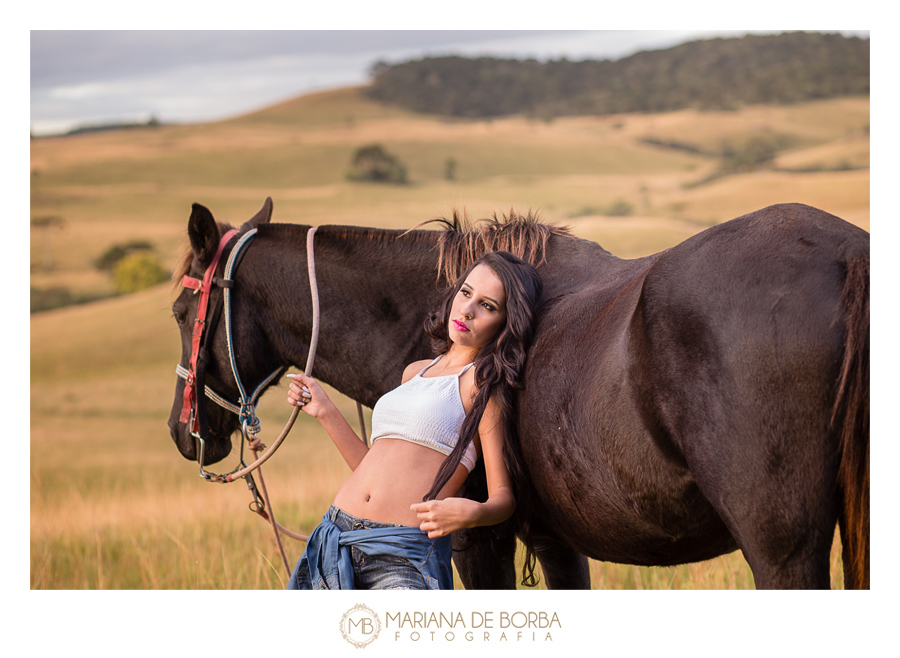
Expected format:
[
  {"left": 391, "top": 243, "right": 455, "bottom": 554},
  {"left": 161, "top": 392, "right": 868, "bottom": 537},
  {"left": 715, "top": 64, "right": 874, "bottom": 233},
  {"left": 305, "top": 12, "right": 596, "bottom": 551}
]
[{"left": 386, "top": 611, "right": 561, "bottom": 642}]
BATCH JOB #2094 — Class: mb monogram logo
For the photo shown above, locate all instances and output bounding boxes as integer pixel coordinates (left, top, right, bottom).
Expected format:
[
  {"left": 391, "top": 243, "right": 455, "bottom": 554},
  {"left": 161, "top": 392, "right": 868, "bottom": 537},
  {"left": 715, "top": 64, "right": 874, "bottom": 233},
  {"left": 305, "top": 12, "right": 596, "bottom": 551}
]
[{"left": 340, "top": 604, "right": 382, "bottom": 648}]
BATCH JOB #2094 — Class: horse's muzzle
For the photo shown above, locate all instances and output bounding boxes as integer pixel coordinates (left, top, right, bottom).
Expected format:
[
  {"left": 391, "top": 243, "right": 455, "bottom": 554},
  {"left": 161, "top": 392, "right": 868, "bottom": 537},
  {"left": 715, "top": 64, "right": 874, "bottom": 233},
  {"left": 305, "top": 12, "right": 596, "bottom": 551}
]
[{"left": 167, "top": 413, "right": 233, "bottom": 464}]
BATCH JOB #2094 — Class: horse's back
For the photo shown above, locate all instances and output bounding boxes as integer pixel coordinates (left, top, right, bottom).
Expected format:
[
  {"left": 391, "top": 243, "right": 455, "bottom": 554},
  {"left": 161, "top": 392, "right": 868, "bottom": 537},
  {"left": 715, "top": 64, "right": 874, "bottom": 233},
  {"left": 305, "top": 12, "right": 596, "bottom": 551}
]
[{"left": 634, "top": 202, "right": 868, "bottom": 434}]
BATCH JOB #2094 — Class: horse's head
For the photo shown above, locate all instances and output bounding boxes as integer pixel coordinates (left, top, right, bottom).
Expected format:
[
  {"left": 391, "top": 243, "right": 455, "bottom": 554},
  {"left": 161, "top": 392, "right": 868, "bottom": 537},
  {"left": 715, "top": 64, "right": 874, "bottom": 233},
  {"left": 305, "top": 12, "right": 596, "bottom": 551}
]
[{"left": 167, "top": 198, "right": 276, "bottom": 465}]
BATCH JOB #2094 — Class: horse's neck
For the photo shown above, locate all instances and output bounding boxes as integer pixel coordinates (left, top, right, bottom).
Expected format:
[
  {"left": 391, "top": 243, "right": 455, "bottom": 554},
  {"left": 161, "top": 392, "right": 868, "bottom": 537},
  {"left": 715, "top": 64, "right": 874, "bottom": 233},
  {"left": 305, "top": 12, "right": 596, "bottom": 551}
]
[
  {"left": 243, "top": 223, "right": 627, "bottom": 407},
  {"left": 250, "top": 224, "right": 442, "bottom": 406}
]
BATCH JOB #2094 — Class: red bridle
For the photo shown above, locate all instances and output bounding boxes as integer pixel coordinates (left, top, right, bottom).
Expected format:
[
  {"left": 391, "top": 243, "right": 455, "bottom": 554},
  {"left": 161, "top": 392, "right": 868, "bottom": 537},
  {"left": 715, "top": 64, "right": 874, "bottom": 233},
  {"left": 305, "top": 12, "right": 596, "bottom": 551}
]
[{"left": 178, "top": 229, "right": 239, "bottom": 431}]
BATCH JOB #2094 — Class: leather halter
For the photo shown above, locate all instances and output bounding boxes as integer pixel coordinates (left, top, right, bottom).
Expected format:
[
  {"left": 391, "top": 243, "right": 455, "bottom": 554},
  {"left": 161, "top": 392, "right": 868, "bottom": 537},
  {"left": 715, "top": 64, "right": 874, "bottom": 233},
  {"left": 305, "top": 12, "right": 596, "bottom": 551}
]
[
  {"left": 174, "top": 225, "right": 368, "bottom": 571},
  {"left": 177, "top": 226, "right": 281, "bottom": 479},
  {"left": 176, "top": 226, "right": 322, "bottom": 484}
]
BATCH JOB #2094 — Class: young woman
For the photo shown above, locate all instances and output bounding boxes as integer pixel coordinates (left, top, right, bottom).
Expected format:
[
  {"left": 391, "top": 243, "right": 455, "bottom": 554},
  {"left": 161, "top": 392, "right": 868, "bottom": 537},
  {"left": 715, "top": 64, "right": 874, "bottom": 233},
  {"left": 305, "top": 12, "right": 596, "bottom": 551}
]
[{"left": 285, "top": 250, "right": 543, "bottom": 590}]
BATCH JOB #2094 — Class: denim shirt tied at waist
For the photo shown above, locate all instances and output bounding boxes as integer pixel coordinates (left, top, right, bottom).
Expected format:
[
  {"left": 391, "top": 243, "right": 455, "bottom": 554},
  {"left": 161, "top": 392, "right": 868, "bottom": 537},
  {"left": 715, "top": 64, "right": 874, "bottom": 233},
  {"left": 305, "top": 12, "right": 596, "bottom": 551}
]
[{"left": 300, "top": 514, "right": 453, "bottom": 590}]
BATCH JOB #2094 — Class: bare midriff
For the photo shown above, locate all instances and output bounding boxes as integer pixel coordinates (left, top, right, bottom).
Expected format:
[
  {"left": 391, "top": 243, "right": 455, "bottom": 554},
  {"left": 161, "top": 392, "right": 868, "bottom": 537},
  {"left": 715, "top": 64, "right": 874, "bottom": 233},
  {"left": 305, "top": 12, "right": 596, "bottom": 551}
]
[{"left": 332, "top": 437, "right": 470, "bottom": 526}]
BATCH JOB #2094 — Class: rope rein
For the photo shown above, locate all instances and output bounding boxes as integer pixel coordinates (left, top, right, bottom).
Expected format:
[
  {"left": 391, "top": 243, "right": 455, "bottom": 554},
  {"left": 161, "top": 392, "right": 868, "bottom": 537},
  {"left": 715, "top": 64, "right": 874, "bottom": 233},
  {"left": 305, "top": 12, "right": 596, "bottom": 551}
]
[{"left": 178, "top": 225, "right": 369, "bottom": 577}]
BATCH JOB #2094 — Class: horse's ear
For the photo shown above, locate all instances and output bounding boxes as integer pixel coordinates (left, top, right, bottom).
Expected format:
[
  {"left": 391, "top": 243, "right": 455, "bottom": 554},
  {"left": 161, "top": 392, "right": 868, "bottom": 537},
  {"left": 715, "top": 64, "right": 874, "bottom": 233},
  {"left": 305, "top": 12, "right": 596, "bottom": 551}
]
[
  {"left": 245, "top": 197, "right": 273, "bottom": 230},
  {"left": 187, "top": 203, "right": 220, "bottom": 269}
]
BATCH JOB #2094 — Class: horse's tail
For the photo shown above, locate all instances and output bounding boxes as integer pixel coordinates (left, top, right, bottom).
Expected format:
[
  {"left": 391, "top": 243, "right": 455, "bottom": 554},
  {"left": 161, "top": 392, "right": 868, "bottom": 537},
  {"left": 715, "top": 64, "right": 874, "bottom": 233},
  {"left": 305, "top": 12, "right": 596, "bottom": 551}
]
[{"left": 832, "top": 254, "right": 869, "bottom": 589}]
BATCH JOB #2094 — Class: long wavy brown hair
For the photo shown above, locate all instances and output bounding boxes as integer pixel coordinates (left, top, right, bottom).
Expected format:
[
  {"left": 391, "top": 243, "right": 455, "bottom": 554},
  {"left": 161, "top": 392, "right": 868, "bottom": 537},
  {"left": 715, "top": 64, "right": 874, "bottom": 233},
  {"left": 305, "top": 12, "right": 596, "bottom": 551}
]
[{"left": 422, "top": 249, "right": 544, "bottom": 585}]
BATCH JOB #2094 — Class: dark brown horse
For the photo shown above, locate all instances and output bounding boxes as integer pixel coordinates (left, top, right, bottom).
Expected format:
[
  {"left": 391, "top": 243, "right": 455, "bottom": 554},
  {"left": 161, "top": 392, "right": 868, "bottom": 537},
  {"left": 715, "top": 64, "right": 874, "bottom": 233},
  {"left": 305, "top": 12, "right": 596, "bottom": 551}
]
[{"left": 167, "top": 199, "right": 869, "bottom": 589}]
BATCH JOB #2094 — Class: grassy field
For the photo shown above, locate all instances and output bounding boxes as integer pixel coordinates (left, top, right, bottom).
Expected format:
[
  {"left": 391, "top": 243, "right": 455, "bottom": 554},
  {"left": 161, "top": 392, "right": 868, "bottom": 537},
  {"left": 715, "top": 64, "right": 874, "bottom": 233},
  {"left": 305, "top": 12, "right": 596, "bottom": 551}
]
[{"left": 30, "top": 87, "right": 867, "bottom": 589}]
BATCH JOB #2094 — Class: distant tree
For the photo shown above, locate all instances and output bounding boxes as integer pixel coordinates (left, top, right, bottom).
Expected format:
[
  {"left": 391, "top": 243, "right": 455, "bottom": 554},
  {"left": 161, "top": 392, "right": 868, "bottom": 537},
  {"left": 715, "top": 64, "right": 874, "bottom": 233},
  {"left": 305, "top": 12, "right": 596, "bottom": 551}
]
[
  {"left": 347, "top": 144, "right": 408, "bottom": 184},
  {"left": 95, "top": 240, "right": 155, "bottom": 271},
  {"left": 719, "top": 135, "right": 780, "bottom": 173},
  {"left": 369, "top": 60, "right": 391, "bottom": 78},
  {"left": 605, "top": 200, "right": 634, "bottom": 217},
  {"left": 30, "top": 286, "right": 73, "bottom": 313},
  {"left": 113, "top": 253, "right": 168, "bottom": 294}
]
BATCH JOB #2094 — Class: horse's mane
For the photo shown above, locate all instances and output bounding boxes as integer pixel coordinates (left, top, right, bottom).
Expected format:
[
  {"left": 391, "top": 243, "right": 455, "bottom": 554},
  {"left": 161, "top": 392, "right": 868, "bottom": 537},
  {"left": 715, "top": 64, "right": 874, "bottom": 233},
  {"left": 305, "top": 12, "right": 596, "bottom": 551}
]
[
  {"left": 172, "top": 248, "right": 194, "bottom": 289},
  {"left": 172, "top": 211, "right": 573, "bottom": 289},
  {"left": 414, "top": 209, "right": 573, "bottom": 284}
]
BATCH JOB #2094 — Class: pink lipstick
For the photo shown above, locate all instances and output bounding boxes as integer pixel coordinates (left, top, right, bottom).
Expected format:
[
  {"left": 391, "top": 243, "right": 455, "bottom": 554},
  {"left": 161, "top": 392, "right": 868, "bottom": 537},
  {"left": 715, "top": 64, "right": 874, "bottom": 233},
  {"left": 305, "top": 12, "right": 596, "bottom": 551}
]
[{"left": 453, "top": 319, "right": 470, "bottom": 332}]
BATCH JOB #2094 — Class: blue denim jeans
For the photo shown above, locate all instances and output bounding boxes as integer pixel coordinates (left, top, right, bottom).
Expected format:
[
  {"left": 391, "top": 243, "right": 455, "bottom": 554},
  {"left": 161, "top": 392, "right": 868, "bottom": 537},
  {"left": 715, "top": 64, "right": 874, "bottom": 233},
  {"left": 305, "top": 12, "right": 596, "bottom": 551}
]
[{"left": 287, "top": 505, "right": 452, "bottom": 590}]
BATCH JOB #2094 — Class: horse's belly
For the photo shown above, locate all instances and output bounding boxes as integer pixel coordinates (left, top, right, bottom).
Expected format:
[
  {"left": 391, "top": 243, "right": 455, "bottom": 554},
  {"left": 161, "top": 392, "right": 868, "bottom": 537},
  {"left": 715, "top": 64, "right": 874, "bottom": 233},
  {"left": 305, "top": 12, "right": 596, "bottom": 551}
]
[
  {"left": 522, "top": 406, "right": 738, "bottom": 565},
  {"left": 521, "top": 328, "right": 737, "bottom": 565}
]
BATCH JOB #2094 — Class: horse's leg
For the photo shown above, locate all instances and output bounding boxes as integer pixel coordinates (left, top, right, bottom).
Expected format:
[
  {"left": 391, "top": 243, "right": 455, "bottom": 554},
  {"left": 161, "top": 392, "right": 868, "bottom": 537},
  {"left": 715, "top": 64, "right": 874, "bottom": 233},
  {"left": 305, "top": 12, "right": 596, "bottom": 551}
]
[
  {"left": 722, "top": 257, "right": 867, "bottom": 589},
  {"left": 692, "top": 430, "right": 838, "bottom": 589},
  {"left": 533, "top": 535, "right": 592, "bottom": 589},
  {"left": 452, "top": 522, "right": 518, "bottom": 589},
  {"left": 643, "top": 340, "right": 840, "bottom": 588},
  {"left": 637, "top": 311, "right": 841, "bottom": 588},
  {"left": 451, "top": 464, "right": 517, "bottom": 589},
  {"left": 454, "top": 527, "right": 592, "bottom": 590},
  {"left": 629, "top": 212, "right": 867, "bottom": 588},
  {"left": 452, "top": 462, "right": 590, "bottom": 589}
]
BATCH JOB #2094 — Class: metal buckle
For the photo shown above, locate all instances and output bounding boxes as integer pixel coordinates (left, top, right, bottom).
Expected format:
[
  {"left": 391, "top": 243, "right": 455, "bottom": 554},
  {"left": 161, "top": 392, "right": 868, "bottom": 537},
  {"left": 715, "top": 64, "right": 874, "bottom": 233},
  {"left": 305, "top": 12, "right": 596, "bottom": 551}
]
[{"left": 193, "top": 432, "right": 212, "bottom": 480}]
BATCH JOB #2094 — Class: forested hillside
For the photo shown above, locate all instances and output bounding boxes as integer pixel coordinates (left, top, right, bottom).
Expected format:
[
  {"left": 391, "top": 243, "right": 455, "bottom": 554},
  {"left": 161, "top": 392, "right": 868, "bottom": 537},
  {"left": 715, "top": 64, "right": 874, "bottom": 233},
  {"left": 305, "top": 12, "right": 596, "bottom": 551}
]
[{"left": 367, "top": 32, "right": 869, "bottom": 118}]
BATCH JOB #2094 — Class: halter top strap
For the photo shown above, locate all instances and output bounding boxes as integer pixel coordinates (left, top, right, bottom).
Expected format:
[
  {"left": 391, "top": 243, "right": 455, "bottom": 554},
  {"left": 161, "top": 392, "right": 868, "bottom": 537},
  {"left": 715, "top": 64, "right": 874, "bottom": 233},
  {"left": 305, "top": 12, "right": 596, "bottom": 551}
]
[{"left": 417, "top": 356, "right": 475, "bottom": 378}]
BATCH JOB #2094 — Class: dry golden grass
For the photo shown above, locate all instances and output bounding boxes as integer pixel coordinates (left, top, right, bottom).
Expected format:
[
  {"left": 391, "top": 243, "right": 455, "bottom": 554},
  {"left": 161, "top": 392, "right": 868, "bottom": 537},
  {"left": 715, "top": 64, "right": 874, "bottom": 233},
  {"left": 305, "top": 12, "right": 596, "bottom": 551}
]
[
  {"left": 566, "top": 215, "right": 704, "bottom": 258},
  {"left": 30, "top": 365, "right": 848, "bottom": 590},
  {"left": 30, "top": 88, "right": 868, "bottom": 589}
]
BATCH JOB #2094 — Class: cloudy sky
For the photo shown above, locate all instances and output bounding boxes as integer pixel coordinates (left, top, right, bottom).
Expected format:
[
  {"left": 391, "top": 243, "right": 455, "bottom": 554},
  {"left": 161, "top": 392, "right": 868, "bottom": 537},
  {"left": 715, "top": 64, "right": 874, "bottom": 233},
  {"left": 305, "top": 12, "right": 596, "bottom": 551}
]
[{"left": 30, "top": 29, "right": 869, "bottom": 136}]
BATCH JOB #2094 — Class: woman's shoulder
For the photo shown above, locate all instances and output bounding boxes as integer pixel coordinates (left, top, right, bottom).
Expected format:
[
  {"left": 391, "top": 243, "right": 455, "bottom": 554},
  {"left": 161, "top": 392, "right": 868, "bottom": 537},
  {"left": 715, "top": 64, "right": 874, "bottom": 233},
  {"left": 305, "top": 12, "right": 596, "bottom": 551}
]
[{"left": 401, "top": 358, "right": 435, "bottom": 384}]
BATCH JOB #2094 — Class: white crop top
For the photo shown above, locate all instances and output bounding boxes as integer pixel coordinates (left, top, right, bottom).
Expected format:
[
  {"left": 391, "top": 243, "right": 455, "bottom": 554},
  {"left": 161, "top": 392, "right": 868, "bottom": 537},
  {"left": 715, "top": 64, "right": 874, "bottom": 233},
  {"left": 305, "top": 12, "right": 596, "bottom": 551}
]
[{"left": 369, "top": 356, "right": 479, "bottom": 472}]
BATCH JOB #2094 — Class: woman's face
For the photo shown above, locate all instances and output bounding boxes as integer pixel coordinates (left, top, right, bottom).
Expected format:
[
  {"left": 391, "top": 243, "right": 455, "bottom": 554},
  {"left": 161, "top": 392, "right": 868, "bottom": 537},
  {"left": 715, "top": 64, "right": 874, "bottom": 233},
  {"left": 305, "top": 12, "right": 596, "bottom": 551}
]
[{"left": 448, "top": 263, "right": 507, "bottom": 351}]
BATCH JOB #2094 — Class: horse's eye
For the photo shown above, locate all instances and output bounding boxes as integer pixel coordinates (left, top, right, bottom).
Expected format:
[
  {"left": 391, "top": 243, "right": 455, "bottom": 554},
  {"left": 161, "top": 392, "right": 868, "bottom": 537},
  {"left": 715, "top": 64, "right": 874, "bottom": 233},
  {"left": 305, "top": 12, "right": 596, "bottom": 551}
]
[{"left": 173, "top": 309, "right": 187, "bottom": 326}]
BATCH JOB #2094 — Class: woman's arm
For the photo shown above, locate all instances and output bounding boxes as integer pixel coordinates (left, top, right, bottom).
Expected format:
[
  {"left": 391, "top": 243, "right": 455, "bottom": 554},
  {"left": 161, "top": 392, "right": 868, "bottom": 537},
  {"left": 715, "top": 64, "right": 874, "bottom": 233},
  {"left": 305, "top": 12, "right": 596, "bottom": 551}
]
[
  {"left": 286, "top": 373, "right": 369, "bottom": 471},
  {"left": 410, "top": 395, "right": 516, "bottom": 537}
]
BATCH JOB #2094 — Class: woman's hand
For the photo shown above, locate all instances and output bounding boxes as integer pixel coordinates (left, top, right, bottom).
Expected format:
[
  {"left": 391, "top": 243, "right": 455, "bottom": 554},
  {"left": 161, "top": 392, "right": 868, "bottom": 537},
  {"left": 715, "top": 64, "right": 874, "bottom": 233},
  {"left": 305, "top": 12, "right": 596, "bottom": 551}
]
[
  {"left": 287, "top": 373, "right": 368, "bottom": 470},
  {"left": 286, "top": 373, "right": 333, "bottom": 419},
  {"left": 410, "top": 498, "right": 482, "bottom": 538}
]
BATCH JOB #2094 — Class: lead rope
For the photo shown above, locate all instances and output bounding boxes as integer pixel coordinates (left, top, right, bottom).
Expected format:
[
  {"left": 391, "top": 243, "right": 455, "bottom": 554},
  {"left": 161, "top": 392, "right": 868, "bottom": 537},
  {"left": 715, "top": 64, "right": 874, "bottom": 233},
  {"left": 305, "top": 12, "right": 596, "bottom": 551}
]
[
  {"left": 235, "top": 226, "right": 369, "bottom": 579},
  {"left": 244, "top": 226, "right": 319, "bottom": 577},
  {"left": 249, "top": 449, "right": 291, "bottom": 574}
]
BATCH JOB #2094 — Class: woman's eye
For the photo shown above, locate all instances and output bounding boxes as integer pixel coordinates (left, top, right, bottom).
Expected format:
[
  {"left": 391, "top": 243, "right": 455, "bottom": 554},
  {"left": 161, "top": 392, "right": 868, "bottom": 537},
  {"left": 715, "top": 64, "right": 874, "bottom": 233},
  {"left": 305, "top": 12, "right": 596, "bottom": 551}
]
[{"left": 482, "top": 302, "right": 495, "bottom": 311}]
